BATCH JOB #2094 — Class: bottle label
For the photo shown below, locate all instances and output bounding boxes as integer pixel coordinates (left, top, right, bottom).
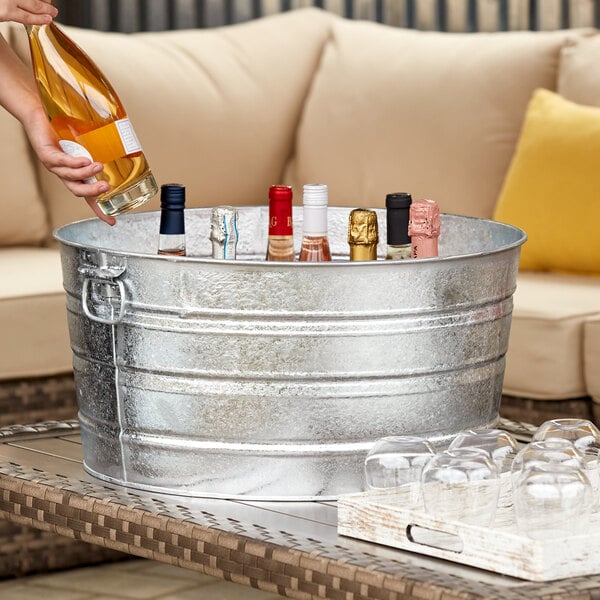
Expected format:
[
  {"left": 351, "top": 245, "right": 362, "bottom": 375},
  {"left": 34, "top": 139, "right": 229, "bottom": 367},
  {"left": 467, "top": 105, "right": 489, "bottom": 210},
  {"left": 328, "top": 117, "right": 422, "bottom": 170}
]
[
  {"left": 58, "top": 119, "right": 142, "bottom": 166},
  {"left": 115, "top": 118, "right": 142, "bottom": 155},
  {"left": 269, "top": 201, "right": 293, "bottom": 236},
  {"left": 58, "top": 140, "right": 98, "bottom": 184}
]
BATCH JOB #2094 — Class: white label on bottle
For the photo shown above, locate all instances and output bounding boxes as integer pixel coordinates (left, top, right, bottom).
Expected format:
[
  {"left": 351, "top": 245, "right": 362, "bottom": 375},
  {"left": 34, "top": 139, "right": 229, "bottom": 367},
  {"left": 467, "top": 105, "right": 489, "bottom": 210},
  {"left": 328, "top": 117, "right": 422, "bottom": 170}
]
[
  {"left": 59, "top": 139, "right": 98, "bottom": 184},
  {"left": 115, "top": 118, "right": 142, "bottom": 155}
]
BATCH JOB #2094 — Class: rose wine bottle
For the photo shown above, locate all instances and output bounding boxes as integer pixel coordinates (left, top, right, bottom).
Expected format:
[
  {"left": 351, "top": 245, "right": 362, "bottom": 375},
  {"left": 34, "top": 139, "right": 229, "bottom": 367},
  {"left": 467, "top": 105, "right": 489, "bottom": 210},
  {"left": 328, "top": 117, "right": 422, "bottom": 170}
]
[
  {"left": 299, "top": 184, "right": 331, "bottom": 262},
  {"left": 385, "top": 192, "right": 412, "bottom": 260},
  {"left": 348, "top": 208, "right": 379, "bottom": 261},
  {"left": 408, "top": 199, "right": 441, "bottom": 258},
  {"left": 26, "top": 22, "right": 157, "bottom": 217},
  {"left": 157, "top": 184, "right": 186, "bottom": 256},
  {"left": 266, "top": 185, "right": 294, "bottom": 261}
]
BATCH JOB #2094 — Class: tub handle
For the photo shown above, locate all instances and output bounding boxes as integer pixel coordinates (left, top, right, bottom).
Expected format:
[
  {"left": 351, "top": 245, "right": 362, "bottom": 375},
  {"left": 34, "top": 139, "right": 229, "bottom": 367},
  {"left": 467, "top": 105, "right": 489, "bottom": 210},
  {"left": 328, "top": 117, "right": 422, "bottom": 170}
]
[{"left": 81, "top": 277, "right": 126, "bottom": 324}]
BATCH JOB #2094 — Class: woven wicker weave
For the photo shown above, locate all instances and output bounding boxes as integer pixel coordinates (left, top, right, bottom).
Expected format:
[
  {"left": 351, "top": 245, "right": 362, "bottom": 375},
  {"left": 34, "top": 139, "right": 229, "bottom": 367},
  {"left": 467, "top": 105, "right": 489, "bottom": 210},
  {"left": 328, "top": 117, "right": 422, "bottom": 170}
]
[
  {"left": 500, "top": 394, "right": 594, "bottom": 426},
  {"left": 0, "top": 374, "right": 125, "bottom": 579}
]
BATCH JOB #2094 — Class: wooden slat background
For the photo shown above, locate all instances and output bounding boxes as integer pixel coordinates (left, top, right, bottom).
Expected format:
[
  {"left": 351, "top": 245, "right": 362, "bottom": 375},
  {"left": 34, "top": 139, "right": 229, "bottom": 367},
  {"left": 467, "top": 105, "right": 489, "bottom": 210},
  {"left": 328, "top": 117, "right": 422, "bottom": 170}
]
[{"left": 53, "top": 0, "right": 600, "bottom": 32}]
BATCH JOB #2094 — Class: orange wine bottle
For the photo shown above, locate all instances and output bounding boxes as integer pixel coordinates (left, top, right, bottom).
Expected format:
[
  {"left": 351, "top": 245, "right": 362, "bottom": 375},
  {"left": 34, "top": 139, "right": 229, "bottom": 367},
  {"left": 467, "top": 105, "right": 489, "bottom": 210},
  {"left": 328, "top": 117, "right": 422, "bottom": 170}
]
[{"left": 26, "top": 22, "right": 157, "bottom": 217}]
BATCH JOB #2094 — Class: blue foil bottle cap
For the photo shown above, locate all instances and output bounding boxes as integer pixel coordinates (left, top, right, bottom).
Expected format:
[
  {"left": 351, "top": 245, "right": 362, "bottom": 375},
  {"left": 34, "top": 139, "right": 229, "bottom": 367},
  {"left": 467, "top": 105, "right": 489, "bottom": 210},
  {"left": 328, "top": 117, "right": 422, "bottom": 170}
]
[
  {"left": 160, "top": 183, "right": 186, "bottom": 210},
  {"left": 160, "top": 184, "right": 186, "bottom": 235}
]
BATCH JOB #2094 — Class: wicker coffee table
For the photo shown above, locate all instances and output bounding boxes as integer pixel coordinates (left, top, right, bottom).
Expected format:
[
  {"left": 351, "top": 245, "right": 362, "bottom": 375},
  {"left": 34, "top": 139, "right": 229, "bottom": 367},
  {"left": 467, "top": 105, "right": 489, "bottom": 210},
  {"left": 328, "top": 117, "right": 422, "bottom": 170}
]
[{"left": 0, "top": 419, "right": 595, "bottom": 600}]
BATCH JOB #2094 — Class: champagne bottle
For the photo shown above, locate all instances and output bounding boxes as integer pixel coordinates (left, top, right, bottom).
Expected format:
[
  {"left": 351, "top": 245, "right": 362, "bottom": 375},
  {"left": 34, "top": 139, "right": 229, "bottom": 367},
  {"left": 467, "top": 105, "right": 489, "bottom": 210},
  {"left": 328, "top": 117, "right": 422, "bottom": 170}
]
[
  {"left": 210, "top": 206, "right": 239, "bottom": 260},
  {"left": 299, "top": 184, "right": 331, "bottom": 262},
  {"left": 385, "top": 192, "right": 412, "bottom": 260},
  {"left": 157, "top": 184, "right": 186, "bottom": 256},
  {"left": 26, "top": 22, "right": 157, "bottom": 217},
  {"left": 408, "top": 199, "right": 441, "bottom": 258},
  {"left": 348, "top": 208, "right": 379, "bottom": 261},
  {"left": 266, "top": 185, "right": 294, "bottom": 261}
]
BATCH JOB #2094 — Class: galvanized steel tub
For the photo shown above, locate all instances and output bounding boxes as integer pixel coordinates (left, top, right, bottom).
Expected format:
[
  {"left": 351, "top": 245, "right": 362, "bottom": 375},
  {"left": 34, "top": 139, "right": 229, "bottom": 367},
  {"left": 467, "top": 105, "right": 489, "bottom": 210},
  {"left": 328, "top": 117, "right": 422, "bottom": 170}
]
[{"left": 55, "top": 207, "right": 526, "bottom": 500}]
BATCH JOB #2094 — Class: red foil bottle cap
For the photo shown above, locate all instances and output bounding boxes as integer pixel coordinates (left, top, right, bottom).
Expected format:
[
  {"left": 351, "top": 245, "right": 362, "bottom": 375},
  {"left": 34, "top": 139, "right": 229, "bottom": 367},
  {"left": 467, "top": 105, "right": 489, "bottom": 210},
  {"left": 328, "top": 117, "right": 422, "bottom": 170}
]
[
  {"left": 268, "top": 185, "right": 293, "bottom": 236},
  {"left": 269, "top": 185, "right": 293, "bottom": 202}
]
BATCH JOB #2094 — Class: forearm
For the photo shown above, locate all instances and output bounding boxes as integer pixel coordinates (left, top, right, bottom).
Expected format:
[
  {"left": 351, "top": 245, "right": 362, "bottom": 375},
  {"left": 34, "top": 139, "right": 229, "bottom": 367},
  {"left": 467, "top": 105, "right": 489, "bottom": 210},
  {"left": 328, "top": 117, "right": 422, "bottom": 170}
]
[{"left": 0, "top": 32, "right": 43, "bottom": 123}]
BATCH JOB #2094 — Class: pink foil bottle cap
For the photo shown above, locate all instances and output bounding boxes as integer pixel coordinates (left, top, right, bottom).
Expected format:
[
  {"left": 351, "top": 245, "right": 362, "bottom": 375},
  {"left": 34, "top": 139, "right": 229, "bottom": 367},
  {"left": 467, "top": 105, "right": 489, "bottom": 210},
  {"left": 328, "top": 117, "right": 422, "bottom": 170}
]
[
  {"left": 408, "top": 199, "right": 440, "bottom": 258},
  {"left": 408, "top": 199, "right": 440, "bottom": 238}
]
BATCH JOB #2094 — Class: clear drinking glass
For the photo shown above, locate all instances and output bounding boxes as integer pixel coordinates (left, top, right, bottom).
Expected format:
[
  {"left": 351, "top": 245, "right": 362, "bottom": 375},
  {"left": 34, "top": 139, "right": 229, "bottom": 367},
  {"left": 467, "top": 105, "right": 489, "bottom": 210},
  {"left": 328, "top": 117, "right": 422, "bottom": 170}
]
[
  {"left": 448, "top": 428, "right": 518, "bottom": 473},
  {"left": 511, "top": 439, "right": 585, "bottom": 487},
  {"left": 364, "top": 436, "right": 435, "bottom": 503},
  {"left": 513, "top": 464, "right": 593, "bottom": 539},
  {"left": 421, "top": 447, "right": 500, "bottom": 526},
  {"left": 532, "top": 418, "right": 600, "bottom": 504},
  {"left": 449, "top": 428, "right": 518, "bottom": 508}
]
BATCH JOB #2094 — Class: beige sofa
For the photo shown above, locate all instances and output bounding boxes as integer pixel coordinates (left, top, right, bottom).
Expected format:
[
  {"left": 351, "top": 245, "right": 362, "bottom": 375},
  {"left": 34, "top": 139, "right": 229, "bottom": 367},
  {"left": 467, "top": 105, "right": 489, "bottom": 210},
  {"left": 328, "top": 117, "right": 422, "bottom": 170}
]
[{"left": 1, "top": 8, "right": 599, "bottom": 425}]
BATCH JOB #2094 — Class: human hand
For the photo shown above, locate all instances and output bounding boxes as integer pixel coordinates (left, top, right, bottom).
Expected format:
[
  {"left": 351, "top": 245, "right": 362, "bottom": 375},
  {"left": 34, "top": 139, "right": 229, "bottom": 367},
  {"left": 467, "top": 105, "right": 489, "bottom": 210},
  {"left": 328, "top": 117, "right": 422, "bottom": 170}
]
[
  {"left": 24, "top": 106, "right": 116, "bottom": 225},
  {"left": 0, "top": 0, "right": 58, "bottom": 25}
]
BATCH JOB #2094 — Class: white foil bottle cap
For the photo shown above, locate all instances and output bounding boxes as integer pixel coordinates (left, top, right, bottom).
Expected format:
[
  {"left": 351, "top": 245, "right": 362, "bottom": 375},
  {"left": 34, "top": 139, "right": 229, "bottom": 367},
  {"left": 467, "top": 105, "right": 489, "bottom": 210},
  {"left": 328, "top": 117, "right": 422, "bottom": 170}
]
[{"left": 302, "top": 184, "right": 328, "bottom": 206}]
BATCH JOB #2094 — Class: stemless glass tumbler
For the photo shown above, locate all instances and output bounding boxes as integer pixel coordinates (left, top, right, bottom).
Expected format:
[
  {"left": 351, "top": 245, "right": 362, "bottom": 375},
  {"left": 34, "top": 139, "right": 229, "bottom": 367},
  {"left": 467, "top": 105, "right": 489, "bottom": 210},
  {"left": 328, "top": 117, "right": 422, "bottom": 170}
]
[
  {"left": 513, "top": 464, "right": 593, "bottom": 539},
  {"left": 364, "top": 436, "right": 436, "bottom": 503},
  {"left": 421, "top": 448, "right": 500, "bottom": 526},
  {"left": 533, "top": 418, "right": 600, "bottom": 503},
  {"left": 448, "top": 428, "right": 518, "bottom": 473}
]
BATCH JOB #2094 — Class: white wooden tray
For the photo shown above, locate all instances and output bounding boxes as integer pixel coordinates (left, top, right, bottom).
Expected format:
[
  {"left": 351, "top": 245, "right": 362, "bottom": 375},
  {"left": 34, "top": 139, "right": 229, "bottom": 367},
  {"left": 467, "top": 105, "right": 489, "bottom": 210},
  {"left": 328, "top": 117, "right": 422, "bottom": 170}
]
[{"left": 338, "top": 484, "right": 600, "bottom": 582}]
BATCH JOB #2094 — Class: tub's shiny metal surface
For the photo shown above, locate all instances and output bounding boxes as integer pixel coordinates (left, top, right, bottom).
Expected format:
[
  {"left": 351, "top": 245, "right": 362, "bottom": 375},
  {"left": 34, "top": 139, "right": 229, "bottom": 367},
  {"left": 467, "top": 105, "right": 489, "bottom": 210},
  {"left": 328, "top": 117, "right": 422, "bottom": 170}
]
[{"left": 55, "top": 207, "right": 525, "bottom": 500}]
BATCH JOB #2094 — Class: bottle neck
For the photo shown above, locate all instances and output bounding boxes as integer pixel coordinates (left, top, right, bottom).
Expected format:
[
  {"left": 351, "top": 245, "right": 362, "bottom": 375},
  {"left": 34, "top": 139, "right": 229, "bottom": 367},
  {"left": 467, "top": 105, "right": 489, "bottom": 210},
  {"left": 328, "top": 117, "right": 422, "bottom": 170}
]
[
  {"left": 386, "top": 206, "right": 411, "bottom": 246},
  {"left": 302, "top": 204, "right": 328, "bottom": 237},
  {"left": 350, "top": 244, "right": 377, "bottom": 261},
  {"left": 268, "top": 198, "right": 293, "bottom": 237},
  {"left": 159, "top": 208, "right": 185, "bottom": 235}
]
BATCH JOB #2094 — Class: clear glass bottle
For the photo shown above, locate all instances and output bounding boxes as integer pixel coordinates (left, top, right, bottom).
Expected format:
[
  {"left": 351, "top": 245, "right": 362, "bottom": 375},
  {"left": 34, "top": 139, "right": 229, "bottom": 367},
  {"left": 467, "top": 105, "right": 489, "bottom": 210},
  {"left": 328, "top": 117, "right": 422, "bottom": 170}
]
[
  {"left": 26, "top": 22, "right": 157, "bottom": 217},
  {"left": 409, "top": 199, "right": 441, "bottom": 258},
  {"left": 385, "top": 192, "right": 412, "bottom": 260},
  {"left": 210, "top": 206, "right": 239, "bottom": 260},
  {"left": 266, "top": 185, "right": 294, "bottom": 261},
  {"left": 299, "top": 184, "right": 331, "bottom": 262},
  {"left": 157, "top": 184, "right": 186, "bottom": 256},
  {"left": 348, "top": 208, "right": 379, "bottom": 261}
]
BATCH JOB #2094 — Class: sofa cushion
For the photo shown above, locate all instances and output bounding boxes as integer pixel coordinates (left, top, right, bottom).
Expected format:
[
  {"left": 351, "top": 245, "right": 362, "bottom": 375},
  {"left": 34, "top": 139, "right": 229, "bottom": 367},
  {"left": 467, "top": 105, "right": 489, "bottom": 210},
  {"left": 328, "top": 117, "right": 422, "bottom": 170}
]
[
  {"left": 9, "top": 8, "right": 333, "bottom": 232},
  {"left": 559, "top": 33, "right": 600, "bottom": 106},
  {"left": 0, "top": 25, "right": 49, "bottom": 245},
  {"left": 494, "top": 89, "right": 600, "bottom": 275},
  {"left": 0, "top": 248, "right": 71, "bottom": 379},
  {"left": 285, "top": 21, "right": 582, "bottom": 219},
  {"left": 505, "top": 271, "right": 600, "bottom": 400},
  {"left": 584, "top": 316, "right": 600, "bottom": 404}
]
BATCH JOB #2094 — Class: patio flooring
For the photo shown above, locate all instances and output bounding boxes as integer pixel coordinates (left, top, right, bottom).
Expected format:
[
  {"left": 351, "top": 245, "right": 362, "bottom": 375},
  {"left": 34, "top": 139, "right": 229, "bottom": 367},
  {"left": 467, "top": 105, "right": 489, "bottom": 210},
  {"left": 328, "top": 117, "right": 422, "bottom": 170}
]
[{"left": 0, "top": 559, "right": 281, "bottom": 599}]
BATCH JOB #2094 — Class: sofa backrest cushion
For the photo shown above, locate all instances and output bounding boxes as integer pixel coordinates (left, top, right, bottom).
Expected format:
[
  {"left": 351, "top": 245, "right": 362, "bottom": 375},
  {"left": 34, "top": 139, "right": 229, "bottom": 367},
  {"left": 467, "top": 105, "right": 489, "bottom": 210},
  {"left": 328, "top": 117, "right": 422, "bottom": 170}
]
[
  {"left": 0, "top": 24, "right": 49, "bottom": 246},
  {"left": 559, "top": 33, "right": 600, "bottom": 106},
  {"left": 10, "top": 8, "right": 333, "bottom": 232},
  {"left": 284, "top": 20, "right": 585, "bottom": 219}
]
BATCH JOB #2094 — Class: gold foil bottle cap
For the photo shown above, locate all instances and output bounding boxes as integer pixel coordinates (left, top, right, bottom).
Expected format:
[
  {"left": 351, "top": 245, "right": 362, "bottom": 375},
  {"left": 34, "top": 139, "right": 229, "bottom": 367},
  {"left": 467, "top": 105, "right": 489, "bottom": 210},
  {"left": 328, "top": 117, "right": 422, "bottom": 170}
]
[{"left": 348, "top": 208, "right": 379, "bottom": 246}]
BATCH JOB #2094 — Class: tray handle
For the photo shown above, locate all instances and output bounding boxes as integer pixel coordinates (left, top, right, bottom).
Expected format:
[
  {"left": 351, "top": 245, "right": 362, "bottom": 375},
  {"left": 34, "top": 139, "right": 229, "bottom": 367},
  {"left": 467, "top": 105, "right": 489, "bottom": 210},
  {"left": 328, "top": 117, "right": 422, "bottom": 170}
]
[{"left": 406, "top": 523, "right": 464, "bottom": 553}]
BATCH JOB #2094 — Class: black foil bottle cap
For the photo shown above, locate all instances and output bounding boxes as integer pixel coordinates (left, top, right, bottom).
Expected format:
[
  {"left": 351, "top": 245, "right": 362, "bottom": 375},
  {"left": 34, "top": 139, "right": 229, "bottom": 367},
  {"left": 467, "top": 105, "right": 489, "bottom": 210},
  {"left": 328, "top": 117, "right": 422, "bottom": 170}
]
[
  {"left": 160, "top": 183, "right": 186, "bottom": 235},
  {"left": 386, "top": 192, "right": 412, "bottom": 245}
]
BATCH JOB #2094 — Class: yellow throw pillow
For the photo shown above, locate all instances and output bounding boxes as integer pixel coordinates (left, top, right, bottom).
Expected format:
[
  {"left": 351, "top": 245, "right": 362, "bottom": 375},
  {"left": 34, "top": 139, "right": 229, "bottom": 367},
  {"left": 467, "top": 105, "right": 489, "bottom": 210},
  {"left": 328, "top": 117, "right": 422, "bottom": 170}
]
[{"left": 494, "top": 89, "right": 600, "bottom": 275}]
